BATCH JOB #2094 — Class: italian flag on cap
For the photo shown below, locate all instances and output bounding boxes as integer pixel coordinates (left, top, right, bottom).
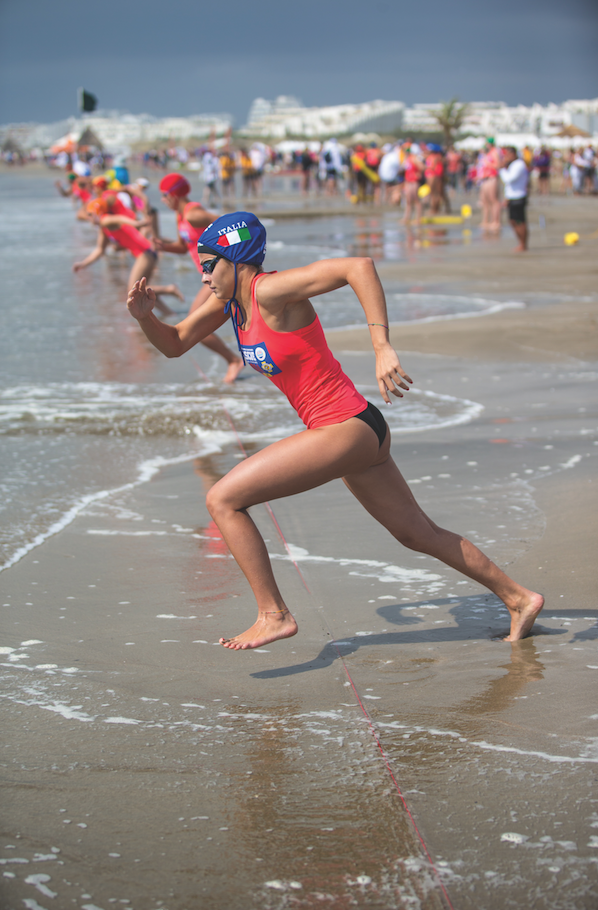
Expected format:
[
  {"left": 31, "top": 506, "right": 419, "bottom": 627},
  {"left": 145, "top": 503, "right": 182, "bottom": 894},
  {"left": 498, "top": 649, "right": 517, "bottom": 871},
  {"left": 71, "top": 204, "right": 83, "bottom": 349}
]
[{"left": 217, "top": 227, "right": 251, "bottom": 247}]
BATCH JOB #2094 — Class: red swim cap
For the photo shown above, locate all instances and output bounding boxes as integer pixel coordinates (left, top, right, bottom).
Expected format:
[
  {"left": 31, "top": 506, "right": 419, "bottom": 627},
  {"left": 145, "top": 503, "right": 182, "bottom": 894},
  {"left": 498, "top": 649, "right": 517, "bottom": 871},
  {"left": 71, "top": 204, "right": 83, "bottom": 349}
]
[{"left": 159, "top": 173, "right": 191, "bottom": 197}]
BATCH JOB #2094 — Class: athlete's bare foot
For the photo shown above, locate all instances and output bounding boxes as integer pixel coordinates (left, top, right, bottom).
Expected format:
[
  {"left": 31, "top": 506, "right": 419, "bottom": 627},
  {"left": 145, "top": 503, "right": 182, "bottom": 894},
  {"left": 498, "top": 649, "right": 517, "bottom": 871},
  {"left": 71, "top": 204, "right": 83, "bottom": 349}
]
[
  {"left": 501, "top": 591, "right": 544, "bottom": 642},
  {"left": 222, "top": 358, "right": 244, "bottom": 384},
  {"left": 220, "top": 609, "right": 298, "bottom": 650},
  {"left": 513, "top": 245, "right": 528, "bottom": 253}
]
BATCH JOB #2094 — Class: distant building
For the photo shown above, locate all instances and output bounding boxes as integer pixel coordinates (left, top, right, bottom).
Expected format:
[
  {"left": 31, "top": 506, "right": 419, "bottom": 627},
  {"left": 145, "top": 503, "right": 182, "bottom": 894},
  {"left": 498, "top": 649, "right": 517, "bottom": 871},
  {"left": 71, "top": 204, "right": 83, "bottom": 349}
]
[
  {"left": 0, "top": 110, "right": 233, "bottom": 153},
  {"left": 246, "top": 96, "right": 304, "bottom": 127},
  {"left": 2, "top": 98, "right": 596, "bottom": 154},
  {"left": 402, "top": 99, "right": 598, "bottom": 139},
  {"left": 241, "top": 97, "right": 405, "bottom": 139}
]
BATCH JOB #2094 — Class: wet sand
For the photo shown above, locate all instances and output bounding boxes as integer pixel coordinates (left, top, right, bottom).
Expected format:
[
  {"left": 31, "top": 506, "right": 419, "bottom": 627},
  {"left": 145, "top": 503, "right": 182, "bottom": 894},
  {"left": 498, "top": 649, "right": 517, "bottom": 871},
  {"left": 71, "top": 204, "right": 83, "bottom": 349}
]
[{"left": 2, "top": 190, "right": 598, "bottom": 909}]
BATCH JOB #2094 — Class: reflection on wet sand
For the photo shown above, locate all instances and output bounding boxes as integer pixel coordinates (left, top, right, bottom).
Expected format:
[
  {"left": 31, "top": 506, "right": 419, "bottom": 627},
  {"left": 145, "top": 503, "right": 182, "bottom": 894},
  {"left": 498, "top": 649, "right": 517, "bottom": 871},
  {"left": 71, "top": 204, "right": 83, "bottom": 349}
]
[
  {"left": 73, "top": 260, "right": 161, "bottom": 383},
  {"left": 458, "top": 639, "right": 544, "bottom": 720},
  {"left": 343, "top": 217, "right": 476, "bottom": 261},
  {"left": 219, "top": 702, "right": 447, "bottom": 910}
]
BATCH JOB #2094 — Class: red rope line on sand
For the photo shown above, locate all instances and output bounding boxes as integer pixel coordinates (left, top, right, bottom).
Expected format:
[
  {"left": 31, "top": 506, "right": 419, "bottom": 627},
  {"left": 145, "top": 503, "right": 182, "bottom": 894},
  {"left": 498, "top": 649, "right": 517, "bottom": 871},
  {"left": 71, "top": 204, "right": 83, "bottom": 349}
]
[
  {"left": 328, "top": 638, "right": 455, "bottom": 910},
  {"left": 190, "top": 357, "right": 453, "bottom": 909}
]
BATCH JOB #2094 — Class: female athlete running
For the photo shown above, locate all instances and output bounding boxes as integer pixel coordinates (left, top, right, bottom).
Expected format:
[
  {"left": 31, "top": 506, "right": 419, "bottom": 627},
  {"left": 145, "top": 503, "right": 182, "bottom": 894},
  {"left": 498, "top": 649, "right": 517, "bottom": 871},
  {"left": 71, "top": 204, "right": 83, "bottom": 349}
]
[{"left": 126, "top": 211, "right": 544, "bottom": 650}]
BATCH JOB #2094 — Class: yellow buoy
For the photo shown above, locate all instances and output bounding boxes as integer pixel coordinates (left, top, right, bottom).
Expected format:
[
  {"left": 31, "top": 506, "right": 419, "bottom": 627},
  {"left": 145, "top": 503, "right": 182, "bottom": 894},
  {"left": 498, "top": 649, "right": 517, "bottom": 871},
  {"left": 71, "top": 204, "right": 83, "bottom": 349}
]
[
  {"left": 564, "top": 232, "right": 580, "bottom": 246},
  {"left": 418, "top": 184, "right": 431, "bottom": 198},
  {"left": 461, "top": 204, "right": 472, "bottom": 218}
]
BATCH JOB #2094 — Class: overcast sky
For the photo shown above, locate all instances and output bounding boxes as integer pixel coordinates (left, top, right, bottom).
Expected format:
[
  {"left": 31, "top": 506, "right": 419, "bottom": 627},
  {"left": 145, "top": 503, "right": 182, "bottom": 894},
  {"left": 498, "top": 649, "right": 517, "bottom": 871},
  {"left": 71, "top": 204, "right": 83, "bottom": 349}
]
[{"left": 1, "top": 0, "right": 597, "bottom": 126}]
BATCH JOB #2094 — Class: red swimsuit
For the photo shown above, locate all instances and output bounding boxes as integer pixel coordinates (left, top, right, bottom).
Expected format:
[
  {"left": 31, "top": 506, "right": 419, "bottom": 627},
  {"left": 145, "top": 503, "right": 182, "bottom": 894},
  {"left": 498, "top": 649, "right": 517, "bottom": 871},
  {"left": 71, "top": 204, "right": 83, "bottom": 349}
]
[
  {"left": 101, "top": 194, "right": 153, "bottom": 258},
  {"left": 237, "top": 274, "right": 367, "bottom": 430}
]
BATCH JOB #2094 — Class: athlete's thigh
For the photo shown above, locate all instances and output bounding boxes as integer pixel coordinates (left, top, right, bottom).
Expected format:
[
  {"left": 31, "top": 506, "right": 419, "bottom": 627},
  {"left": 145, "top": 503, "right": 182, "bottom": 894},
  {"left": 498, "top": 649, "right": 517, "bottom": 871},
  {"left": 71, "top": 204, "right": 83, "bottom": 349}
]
[
  {"left": 128, "top": 251, "right": 155, "bottom": 288},
  {"left": 212, "top": 420, "right": 379, "bottom": 509},
  {"left": 343, "top": 454, "right": 439, "bottom": 540}
]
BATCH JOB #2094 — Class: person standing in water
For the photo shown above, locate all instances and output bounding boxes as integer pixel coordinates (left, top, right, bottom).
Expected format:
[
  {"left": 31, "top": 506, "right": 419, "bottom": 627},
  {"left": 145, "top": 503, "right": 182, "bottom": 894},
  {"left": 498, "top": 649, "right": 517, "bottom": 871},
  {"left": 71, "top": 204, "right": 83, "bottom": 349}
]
[
  {"left": 477, "top": 138, "right": 502, "bottom": 231},
  {"left": 126, "top": 211, "right": 544, "bottom": 650},
  {"left": 155, "top": 173, "right": 244, "bottom": 383},
  {"left": 499, "top": 147, "right": 530, "bottom": 252}
]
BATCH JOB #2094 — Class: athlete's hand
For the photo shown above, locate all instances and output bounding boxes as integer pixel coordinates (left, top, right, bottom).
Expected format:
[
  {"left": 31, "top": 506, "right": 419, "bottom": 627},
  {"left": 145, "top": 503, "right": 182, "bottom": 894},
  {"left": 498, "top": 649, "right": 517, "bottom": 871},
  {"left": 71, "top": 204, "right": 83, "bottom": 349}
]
[
  {"left": 72, "top": 261, "right": 85, "bottom": 272},
  {"left": 127, "top": 277, "right": 156, "bottom": 320},
  {"left": 375, "top": 344, "right": 413, "bottom": 403}
]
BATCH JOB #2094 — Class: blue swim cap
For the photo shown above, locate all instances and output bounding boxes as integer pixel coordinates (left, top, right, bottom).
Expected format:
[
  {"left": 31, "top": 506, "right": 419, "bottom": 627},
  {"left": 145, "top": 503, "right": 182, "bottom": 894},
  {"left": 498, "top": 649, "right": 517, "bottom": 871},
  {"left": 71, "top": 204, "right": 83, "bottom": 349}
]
[{"left": 197, "top": 211, "right": 267, "bottom": 266}]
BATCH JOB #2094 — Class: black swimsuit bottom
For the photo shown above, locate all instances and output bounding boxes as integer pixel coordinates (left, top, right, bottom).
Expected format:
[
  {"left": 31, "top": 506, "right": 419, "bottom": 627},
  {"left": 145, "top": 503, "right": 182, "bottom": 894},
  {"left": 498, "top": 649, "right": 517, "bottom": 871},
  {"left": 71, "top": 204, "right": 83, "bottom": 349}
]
[{"left": 354, "top": 401, "right": 388, "bottom": 447}]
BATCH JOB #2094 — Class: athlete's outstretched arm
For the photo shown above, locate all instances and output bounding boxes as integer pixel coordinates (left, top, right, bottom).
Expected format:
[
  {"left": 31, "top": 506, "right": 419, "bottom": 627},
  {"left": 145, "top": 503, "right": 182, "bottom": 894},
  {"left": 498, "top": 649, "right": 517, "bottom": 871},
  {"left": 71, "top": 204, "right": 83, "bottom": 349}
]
[
  {"left": 258, "top": 258, "right": 413, "bottom": 402},
  {"left": 72, "top": 230, "right": 109, "bottom": 272},
  {"left": 127, "top": 277, "right": 229, "bottom": 357},
  {"left": 99, "top": 214, "right": 151, "bottom": 231},
  {"left": 154, "top": 236, "right": 188, "bottom": 254},
  {"left": 155, "top": 203, "right": 212, "bottom": 254}
]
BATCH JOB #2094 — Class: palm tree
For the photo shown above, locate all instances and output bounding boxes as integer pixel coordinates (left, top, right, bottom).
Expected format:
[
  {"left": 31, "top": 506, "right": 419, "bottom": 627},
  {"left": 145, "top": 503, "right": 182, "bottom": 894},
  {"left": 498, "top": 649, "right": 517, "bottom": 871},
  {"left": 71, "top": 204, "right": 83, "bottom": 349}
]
[{"left": 431, "top": 98, "right": 470, "bottom": 147}]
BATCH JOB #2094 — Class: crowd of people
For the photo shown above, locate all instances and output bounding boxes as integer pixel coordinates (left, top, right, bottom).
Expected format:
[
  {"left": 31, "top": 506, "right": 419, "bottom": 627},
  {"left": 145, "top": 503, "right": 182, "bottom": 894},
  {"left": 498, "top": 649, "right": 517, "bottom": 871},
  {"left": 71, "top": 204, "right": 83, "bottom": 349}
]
[
  {"left": 41, "top": 134, "right": 598, "bottom": 204},
  {"left": 125, "top": 138, "right": 598, "bottom": 203},
  {"left": 52, "top": 134, "right": 598, "bottom": 285}
]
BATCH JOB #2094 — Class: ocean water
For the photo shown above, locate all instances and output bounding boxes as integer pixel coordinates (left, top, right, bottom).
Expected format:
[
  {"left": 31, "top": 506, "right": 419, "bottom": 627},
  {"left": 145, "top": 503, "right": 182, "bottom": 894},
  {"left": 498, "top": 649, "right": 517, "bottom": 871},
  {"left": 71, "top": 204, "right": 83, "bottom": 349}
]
[{"left": 0, "top": 174, "right": 515, "bottom": 570}]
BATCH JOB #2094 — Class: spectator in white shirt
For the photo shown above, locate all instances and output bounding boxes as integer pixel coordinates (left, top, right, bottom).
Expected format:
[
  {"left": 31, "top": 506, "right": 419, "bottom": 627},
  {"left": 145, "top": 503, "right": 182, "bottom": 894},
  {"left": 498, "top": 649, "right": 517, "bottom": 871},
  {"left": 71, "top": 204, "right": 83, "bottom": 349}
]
[
  {"left": 202, "top": 151, "right": 220, "bottom": 206},
  {"left": 499, "top": 147, "right": 530, "bottom": 252}
]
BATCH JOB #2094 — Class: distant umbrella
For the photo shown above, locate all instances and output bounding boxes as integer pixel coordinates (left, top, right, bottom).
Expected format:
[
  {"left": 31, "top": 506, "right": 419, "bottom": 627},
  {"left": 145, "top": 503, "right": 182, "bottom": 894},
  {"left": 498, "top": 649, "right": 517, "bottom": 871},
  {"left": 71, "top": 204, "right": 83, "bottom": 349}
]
[
  {"left": 77, "top": 127, "right": 103, "bottom": 150},
  {"left": 555, "top": 124, "right": 591, "bottom": 138}
]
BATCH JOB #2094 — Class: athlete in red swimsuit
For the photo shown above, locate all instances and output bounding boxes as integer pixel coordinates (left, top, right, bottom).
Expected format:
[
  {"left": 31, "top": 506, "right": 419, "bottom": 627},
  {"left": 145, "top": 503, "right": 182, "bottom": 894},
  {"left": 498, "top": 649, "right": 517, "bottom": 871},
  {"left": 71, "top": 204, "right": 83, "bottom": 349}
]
[
  {"left": 154, "top": 173, "right": 244, "bottom": 383},
  {"left": 424, "top": 147, "right": 446, "bottom": 215},
  {"left": 127, "top": 211, "right": 544, "bottom": 650},
  {"left": 72, "top": 197, "right": 183, "bottom": 315},
  {"left": 477, "top": 139, "right": 502, "bottom": 231}
]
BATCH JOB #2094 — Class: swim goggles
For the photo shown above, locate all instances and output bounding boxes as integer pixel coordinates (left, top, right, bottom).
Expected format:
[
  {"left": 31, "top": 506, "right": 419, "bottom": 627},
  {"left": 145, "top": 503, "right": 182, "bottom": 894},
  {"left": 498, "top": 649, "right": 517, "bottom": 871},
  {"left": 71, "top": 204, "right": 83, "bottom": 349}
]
[{"left": 201, "top": 256, "right": 221, "bottom": 274}]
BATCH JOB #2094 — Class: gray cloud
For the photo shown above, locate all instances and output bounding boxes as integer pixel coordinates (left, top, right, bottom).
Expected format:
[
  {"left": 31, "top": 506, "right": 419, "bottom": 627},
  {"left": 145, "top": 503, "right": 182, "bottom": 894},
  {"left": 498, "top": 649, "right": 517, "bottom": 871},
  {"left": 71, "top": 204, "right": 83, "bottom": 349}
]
[{"left": 1, "top": 0, "right": 596, "bottom": 124}]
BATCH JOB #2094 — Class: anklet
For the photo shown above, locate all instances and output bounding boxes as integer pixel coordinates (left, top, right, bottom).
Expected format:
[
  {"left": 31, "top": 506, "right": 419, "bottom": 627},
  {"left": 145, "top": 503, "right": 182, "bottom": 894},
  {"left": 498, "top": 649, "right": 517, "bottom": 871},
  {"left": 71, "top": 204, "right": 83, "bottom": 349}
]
[
  {"left": 368, "top": 323, "right": 389, "bottom": 330},
  {"left": 261, "top": 609, "right": 289, "bottom": 614}
]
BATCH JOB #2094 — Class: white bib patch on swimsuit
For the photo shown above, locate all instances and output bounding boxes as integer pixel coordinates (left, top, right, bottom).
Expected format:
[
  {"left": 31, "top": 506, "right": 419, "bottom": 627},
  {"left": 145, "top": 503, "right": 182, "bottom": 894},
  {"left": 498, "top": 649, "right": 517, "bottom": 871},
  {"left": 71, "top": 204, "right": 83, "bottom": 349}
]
[{"left": 240, "top": 342, "right": 281, "bottom": 376}]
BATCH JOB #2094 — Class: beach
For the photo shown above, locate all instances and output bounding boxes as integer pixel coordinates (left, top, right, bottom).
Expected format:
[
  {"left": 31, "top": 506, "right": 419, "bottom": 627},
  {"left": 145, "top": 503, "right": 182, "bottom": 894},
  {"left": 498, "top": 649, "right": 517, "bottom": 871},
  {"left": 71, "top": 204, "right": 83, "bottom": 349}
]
[{"left": 1, "top": 172, "right": 597, "bottom": 910}]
